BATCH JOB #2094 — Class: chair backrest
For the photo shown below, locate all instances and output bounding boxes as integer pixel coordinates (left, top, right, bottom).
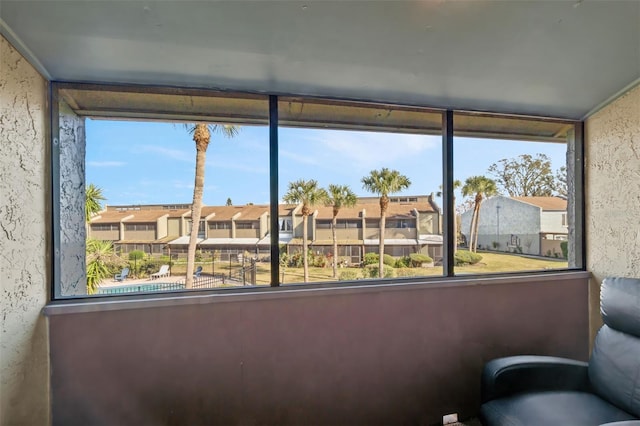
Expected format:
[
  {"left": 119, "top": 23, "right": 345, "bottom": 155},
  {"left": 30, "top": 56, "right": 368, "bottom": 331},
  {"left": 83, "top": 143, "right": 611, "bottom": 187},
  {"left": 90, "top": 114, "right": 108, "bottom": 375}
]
[
  {"left": 588, "top": 277, "right": 640, "bottom": 417},
  {"left": 159, "top": 265, "right": 169, "bottom": 274},
  {"left": 122, "top": 267, "right": 129, "bottom": 277}
]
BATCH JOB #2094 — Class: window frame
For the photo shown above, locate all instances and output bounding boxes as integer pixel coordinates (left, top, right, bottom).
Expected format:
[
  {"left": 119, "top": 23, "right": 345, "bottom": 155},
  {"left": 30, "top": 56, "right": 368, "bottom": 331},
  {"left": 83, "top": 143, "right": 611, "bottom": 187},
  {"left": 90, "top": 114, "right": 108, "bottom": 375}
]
[{"left": 50, "top": 82, "right": 585, "bottom": 300}]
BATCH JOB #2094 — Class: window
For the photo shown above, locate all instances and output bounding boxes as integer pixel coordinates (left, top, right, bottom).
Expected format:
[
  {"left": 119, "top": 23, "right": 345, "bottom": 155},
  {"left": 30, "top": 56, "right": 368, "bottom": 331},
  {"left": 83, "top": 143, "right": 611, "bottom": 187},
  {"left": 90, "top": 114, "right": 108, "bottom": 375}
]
[
  {"left": 453, "top": 111, "right": 580, "bottom": 274},
  {"left": 235, "top": 222, "right": 256, "bottom": 230},
  {"left": 209, "top": 222, "right": 231, "bottom": 230},
  {"left": 279, "top": 218, "right": 293, "bottom": 232},
  {"left": 91, "top": 224, "right": 118, "bottom": 231},
  {"left": 124, "top": 224, "right": 154, "bottom": 231},
  {"left": 52, "top": 83, "right": 582, "bottom": 299}
]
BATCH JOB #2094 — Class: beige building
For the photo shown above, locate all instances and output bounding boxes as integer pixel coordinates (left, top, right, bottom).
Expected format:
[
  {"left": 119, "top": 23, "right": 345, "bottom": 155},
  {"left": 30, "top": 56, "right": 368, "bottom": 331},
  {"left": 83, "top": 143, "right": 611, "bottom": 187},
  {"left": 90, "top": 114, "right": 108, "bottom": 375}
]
[{"left": 88, "top": 196, "right": 443, "bottom": 264}]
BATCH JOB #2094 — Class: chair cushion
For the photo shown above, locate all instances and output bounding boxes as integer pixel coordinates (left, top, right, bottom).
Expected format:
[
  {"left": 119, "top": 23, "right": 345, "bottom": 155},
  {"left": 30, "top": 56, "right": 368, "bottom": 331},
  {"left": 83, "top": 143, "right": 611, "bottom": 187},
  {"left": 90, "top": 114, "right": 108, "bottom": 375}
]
[
  {"left": 589, "top": 325, "right": 640, "bottom": 417},
  {"left": 601, "top": 277, "right": 640, "bottom": 338},
  {"left": 480, "top": 391, "right": 637, "bottom": 426}
]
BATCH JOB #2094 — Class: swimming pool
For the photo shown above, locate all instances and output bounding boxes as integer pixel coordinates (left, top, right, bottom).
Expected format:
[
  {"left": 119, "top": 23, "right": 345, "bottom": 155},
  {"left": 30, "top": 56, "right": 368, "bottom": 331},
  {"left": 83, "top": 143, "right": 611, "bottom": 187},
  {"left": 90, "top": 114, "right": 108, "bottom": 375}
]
[{"left": 98, "top": 282, "right": 185, "bottom": 295}]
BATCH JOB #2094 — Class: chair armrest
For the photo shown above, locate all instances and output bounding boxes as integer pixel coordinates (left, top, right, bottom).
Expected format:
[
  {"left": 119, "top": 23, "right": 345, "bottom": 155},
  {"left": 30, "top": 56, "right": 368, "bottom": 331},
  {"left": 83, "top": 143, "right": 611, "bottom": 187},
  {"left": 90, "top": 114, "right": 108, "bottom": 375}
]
[{"left": 481, "top": 355, "right": 590, "bottom": 403}]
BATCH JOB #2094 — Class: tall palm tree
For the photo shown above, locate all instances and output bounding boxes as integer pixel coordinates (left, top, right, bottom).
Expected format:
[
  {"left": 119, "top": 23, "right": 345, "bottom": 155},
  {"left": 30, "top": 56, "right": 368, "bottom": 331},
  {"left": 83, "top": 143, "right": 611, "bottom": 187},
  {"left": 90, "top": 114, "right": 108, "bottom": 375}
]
[
  {"left": 185, "top": 123, "right": 239, "bottom": 288},
  {"left": 325, "top": 184, "right": 357, "bottom": 279},
  {"left": 283, "top": 179, "right": 328, "bottom": 282},
  {"left": 437, "top": 180, "right": 462, "bottom": 252},
  {"left": 85, "top": 183, "right": 106, "bottom": 222},
  {"left": 361, "top": 168, "right": 411, "bottom": 277},
  {"left": 461, "top": 176, "right": 498, "bottom": 253}
]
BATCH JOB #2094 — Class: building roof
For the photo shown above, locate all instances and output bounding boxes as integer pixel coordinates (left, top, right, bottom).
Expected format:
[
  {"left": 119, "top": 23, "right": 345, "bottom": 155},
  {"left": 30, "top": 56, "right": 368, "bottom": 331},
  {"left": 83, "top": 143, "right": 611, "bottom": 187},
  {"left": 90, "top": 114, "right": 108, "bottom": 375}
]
[
  {"left": 314, "top": 206, "right": 364, "bottom": 220},
  {"left": 197, "top": 205, "right": 269, "bottom": 221},
  {"left": 309, "top": 202, "right": 437, "bottom": 220},
  {"left": 512, "top": 196, "right": 567, "bottom": 211},
  {"left": 90, "top": 209, "right": 173, "bottom": 224},
  {"left": 279, "top": 205, "right": 297, "bottom": 216}
]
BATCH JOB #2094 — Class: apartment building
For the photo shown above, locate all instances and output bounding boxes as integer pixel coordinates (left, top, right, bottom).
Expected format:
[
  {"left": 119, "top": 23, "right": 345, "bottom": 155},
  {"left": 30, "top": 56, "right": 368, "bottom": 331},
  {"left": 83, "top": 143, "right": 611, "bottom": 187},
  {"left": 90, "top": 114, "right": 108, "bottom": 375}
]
[{"left": 88, "top": 195, "right": 442, "bottom": 263}]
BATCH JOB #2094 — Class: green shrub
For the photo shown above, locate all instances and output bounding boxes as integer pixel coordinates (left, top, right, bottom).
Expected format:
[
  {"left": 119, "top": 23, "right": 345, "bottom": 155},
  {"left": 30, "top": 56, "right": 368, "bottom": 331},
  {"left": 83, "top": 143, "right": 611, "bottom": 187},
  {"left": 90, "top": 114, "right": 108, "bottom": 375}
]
[
  {"left": 395, "top": 256, "right": 411, "bottom": 268},
  {"left": 409, "top": 253, "right": 433, "bottom": 266},
  {"left": 383, "top": 254, "right": 396, "bottom": 267},
  {"left": 312, "top": 254, "right": 328, "bottom": 268},
  {"left": 339, "top": 270, "right": 360, "bottom": 281},
  {"left": 560, "top": 241, "right": 568, "bottom": 259},
  {"left": 454, "top": 250, "right": 482, "bottom": 266},
  {"left": 128, "top": 250, "right": 145, "bottom": 261},
  {"left": 364, "top": 264, "right": 395, "bottom": 278},
  {"left": 363, "top": 252, "right": 379, "bottom": 266}
]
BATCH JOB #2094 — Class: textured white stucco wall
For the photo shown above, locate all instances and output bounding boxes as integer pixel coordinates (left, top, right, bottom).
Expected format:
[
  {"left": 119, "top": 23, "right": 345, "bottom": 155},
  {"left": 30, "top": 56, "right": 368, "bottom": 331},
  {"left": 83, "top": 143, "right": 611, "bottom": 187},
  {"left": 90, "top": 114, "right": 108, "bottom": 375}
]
[
  {"left": 585, "top": 83, "right": 640, "bottom": 342},
  {"left": 0, "top": 35, "right": 50, "bottom": 425},
  {"left": 58, "top": 101, "right": 86, "bottom": 296}
]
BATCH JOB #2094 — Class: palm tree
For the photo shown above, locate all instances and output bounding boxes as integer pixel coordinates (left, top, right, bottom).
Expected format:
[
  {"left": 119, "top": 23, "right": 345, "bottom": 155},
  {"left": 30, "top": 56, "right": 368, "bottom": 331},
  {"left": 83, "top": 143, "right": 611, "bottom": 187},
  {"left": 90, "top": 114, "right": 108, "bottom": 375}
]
[
  {"left": 437, "top": 180, "right": 462, "bottom": 252},
  {"left": 283, "top": 179, "right": 328, "bottom": 282},
  {"left": 185, "top": 123, "right": 239, "bottom": 288},
  {"left": 86, "top": 238, "right": 122, "bottom": 295},
  {"left": 325, "top": 184, "right": 357, "bottom": 279},
  {"left": 461, "top": 176, "right": 498, "bottom": 253},
  {"left": 361, "top": 168, "right": 411, "bottom": 277},
  {"left": 85, "top": 183, "right": 106, "bottom": 222}
]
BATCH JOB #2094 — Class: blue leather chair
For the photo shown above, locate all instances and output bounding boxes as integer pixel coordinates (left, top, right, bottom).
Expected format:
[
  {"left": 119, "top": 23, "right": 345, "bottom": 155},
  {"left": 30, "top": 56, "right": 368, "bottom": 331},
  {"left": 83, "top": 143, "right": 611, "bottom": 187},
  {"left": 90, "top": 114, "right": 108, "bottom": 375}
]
[{"left": 480, "top": 277, "right": 640, "bottom": 426}]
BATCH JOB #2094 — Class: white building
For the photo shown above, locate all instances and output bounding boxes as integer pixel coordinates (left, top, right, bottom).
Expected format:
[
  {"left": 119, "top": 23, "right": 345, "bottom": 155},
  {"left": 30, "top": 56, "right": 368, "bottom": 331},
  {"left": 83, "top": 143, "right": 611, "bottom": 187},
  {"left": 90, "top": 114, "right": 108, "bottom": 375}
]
[{"left": 460, "top": 196, "right": 567, "bottom": 256}]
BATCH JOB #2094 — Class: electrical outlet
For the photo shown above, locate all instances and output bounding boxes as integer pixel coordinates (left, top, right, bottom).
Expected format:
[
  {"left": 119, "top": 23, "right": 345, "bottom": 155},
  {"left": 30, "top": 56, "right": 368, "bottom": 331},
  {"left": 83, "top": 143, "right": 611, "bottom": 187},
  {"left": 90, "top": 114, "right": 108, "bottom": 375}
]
[{"left": 442, "top": 413, "right": 459, "bottom": 424}]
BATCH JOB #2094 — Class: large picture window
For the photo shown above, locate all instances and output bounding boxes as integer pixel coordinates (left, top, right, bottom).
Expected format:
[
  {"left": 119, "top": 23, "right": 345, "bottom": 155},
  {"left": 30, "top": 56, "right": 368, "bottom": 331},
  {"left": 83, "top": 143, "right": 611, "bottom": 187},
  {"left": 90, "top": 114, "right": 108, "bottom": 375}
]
[{"left": 52, "top": 83, "right": 583, "bottom": 299}]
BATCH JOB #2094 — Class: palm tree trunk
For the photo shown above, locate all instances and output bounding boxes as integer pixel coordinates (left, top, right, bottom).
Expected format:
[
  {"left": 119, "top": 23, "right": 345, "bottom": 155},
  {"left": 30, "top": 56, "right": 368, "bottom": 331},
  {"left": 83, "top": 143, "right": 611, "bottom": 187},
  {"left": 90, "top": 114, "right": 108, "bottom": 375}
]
[
  {"left": 332, "top": 214, "right": 338, "bottom": 279},
  {"left": 185, "top": 149, "right": 206, "bottom": 288},
  {"left": 468, "top": 208, "right": 477, "bottom": 253},
  {"left": 379, "top": 213, "right": 386, "bottom": 278},
  {"left": 303, "top": 214, "right": 309, "bottom": 282},
  {"left": 472, "top": 203, "right": 481, "bottom": 253}
]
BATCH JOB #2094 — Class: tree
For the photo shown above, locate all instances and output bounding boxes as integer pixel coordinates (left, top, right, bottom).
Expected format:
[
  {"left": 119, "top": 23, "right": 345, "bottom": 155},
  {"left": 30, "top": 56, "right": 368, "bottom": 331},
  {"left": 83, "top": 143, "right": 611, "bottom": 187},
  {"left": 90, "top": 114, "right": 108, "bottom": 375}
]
[
  {"left": 325, "top": 184, "right": 357, "bottom": 279},
  {"left": 555, "top": 165, "right": 567, "bottom": 198},
  {"left": 488, "top": 153, "right": 556, "bottom": 196},
  {"left": 185, "top": 123, "right": 239, "bottom": 289},
  {"left": 86, "top": 239, "right": 123, "bottom": 294},
  {"left": 461, "top": 176, "right": 497, "bottom": 253},
  {"left": 85, "top": 183, "right": 106, "bottom": 222},
  {"left": 437, "top": 180, "right": 462, "bottom": 252},
  {"left": 361, "top": 168, "right": 411, "bottom": 277},
  {"left": 283, "top": 179, "right": 328, "bottom": 282},
  {"left": 226, "top": 197, "right": 233, "bottom": 206}
]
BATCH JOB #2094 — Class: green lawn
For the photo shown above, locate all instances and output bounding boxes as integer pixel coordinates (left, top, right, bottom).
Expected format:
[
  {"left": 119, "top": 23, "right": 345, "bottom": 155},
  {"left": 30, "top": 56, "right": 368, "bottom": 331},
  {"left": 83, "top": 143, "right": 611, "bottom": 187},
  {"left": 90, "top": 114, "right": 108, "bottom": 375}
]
[{"left": 169, "top": 251, "right": 567, "bottom": 286}]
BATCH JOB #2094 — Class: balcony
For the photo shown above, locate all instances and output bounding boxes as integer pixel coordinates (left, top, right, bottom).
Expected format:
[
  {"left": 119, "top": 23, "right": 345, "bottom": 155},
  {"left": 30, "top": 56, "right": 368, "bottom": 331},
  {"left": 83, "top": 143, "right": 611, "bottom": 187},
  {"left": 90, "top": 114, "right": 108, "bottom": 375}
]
[{"left": 45, "top": 271, "right": 589, "bottom": 425}]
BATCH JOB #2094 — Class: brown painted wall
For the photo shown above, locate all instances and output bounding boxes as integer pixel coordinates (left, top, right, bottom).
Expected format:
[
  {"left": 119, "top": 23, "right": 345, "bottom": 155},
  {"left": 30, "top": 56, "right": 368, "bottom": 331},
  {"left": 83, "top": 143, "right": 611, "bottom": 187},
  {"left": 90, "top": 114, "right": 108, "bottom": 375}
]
[{"left": 48, "top": 274, "right": 589, "bottom": 426}]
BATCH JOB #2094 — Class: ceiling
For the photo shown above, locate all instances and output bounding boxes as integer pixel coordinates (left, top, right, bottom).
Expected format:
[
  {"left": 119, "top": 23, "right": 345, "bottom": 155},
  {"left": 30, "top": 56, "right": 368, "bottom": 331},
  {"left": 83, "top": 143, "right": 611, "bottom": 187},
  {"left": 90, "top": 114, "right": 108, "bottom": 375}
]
[{"left": 1, "top": 1, "right": 639, "bottom": 120}]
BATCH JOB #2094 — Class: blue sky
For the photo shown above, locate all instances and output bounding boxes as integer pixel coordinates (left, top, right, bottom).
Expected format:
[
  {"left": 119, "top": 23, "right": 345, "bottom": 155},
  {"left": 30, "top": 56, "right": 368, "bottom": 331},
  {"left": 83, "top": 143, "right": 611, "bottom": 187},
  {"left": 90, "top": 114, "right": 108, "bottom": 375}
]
[{"left": 86, "top": 119, "right": 567, "bottom": 208}]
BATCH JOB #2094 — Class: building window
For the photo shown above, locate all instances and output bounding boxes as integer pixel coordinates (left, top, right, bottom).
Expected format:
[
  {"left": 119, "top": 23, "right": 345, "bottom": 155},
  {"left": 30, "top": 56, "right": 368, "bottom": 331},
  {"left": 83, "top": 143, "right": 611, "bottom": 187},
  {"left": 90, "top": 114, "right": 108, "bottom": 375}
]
[
  {"left": 124, "top": 224, "right": 155, "bottom": 231},
  {"left": 91, "top": 224, "right": 118, "bottom": 231},
  {"left": 279, "top": 218, "right": 292, "bottom": 232},
  {"left": 52, "top": 82, "right": 582, "bottom": 299},
  {"left": 235, "top": 222, "right": 256, "bottom": 230},
  {"left": 209, "top": 222, "right": 231, "bottom": 230}
]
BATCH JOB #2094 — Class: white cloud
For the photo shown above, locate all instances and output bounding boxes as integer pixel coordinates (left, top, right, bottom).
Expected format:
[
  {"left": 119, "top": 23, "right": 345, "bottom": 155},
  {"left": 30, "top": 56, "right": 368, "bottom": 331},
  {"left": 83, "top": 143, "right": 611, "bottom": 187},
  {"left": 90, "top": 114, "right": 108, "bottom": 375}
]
[
  {"left": 301, "top": 131, "right": 438, "bottom": 171},
  {"left": 280, "top": 150, "right": 321, "bottom": 166},
  {"left": 135, "top": 145, "right": 193, "bottom": 163},
  {"left": 87, "top": 160, "right": 126, "bottom": 167}
]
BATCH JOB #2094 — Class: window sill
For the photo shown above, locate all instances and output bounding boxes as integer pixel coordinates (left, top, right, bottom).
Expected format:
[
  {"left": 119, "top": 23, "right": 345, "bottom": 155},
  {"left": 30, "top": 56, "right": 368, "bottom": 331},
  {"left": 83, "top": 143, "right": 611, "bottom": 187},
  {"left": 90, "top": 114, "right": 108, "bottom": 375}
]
[{"left": 44, "top": 270, "right": 590, "bottom": 316}]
